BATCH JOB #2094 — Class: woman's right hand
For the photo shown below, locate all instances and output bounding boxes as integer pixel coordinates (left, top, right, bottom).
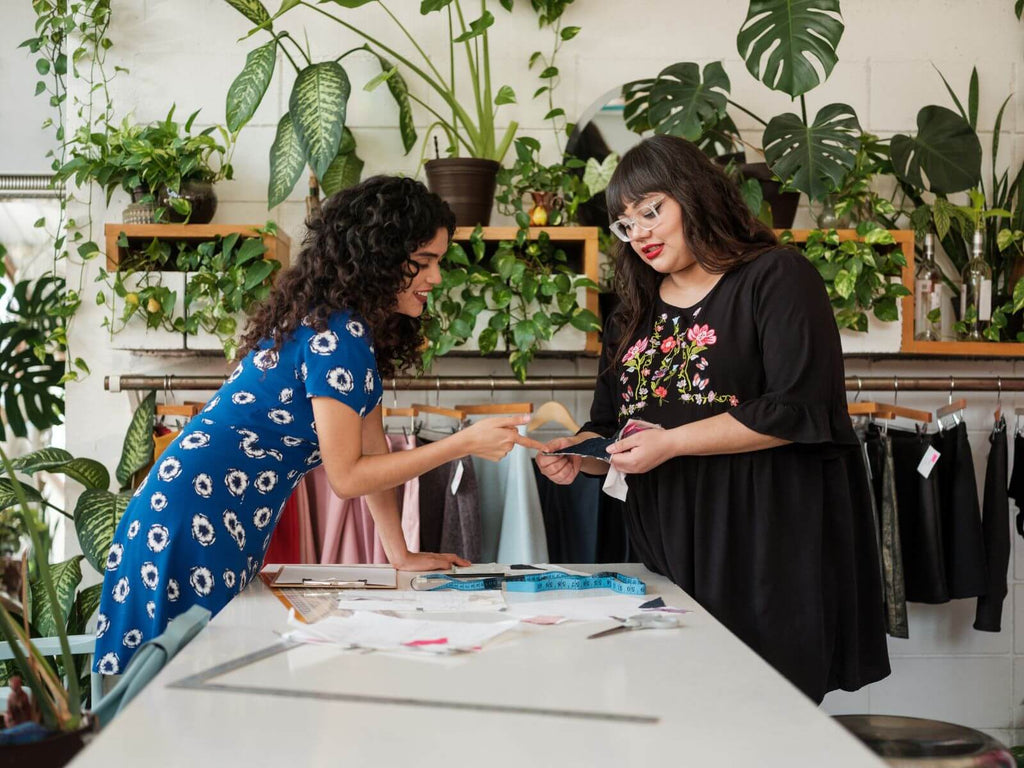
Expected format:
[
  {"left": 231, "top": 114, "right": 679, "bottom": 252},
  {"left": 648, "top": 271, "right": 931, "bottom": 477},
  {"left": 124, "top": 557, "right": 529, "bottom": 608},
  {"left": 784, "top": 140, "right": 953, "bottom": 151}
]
[
  {"left": 535, "top": 435, "right": 584, "bottom": 485},
  {"left": 455, "top": 415, "right": 530, "bottom": 461}
]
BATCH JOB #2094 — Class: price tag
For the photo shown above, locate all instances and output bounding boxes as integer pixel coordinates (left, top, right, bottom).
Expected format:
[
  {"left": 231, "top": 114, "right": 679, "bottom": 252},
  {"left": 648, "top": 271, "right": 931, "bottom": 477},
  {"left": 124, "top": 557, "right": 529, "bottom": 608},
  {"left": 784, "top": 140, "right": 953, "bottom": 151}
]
[
  {"left": 917, "top": 446, "right": 940, "bottom": 478},
  {"left": 450, "top": 460, "right": 465, "bottom": 495}
]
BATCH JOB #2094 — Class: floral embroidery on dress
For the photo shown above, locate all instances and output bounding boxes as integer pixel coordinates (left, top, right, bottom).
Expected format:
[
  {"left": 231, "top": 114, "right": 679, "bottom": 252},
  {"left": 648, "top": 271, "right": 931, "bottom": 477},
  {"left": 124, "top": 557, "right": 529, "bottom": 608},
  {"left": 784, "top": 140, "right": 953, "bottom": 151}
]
[{"left": 618, "top": 312, "right": 739, "bottom": 418}]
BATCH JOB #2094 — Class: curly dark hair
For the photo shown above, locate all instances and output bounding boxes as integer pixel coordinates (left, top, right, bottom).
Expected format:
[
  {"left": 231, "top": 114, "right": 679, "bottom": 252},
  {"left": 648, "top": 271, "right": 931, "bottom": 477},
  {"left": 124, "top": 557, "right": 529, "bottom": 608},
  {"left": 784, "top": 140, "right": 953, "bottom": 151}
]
[
  {"left": 238, "top": 175, "right": 455, "bottom": 378},
  {"left": 606, "top": 135, "right": 778, "bottom": 366}
]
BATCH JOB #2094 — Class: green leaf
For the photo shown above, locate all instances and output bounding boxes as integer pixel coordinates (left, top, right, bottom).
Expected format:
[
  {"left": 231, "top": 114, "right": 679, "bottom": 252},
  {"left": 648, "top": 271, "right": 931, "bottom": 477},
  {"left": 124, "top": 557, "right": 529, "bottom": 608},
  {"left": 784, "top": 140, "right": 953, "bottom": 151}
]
[
  {"left": 834, "top": 268, "right": 856, "bottom": 299},
  {"left": 873, "top": 296, "right": 899, "bottom": 322},
  {"left": 739, "top": 177, "right": 764, "bottom": 218},
  {"left": 569, "top": 308, "right": 601, "bottom": 332},
  {"left": 245, "top": 259, "right": 276, "bottom": 290},
  {"left": 226, "top": 41, "right": 277, "bottom": 132},
  {"left": 0, "top": 478, "right": 44, "bottom": 513},
  {"left": 320, "top": 130, "right": 364, "bottom": 196},
  {"left": 763, "top": 103, "right": 860, "bottom": 201},
  {"left": 35, "top": 58, "right": 50, "bottom": 75},
  {"left": 288, "top": 62, "right": 351, "bottom": 179},
  {"left": 642, "top": 61, "right": 731, "bottom": 141},
  {"left": 1017, "top": 0, "right": 1023, "bottom": 19},
  {"left": 420, "top": 0, "right": 453, "bottom": 11},
  {"left": 512, "top": 319, "right": 537, "bottom": 350},
  {"left": 30, "top": 556, "right": 83, "bottom": 637},
  {"left": 0, "top": 322, "right": 64, "bottom": 442},
  {"left": 478, "top": 326, "right": 499, "bottom": 354},
  {"left": 268, "top": 112, "right": 306, "bottom": 208},
  {"left": 10, "top": 447, "right": 72, "bottom": 473},
  {"left": 275, "top": 0, "right": 302, "bottom": 15},
  {"left": 890, "top": 106, "right": 983, "bottom": 194},
  {"left": 68, "top": 583, "right": 103, "bottom": 636},
  {"left": 223, "top": 0, "right": 272, "bottom": 26},
  {"left": 453, "top": 11, "right": 495, "bottom": 43},
  {"left": 583, "top": 153, "right": 618, "bottom": 195},
  {"left": 115, "top": 391, "right": 155, "bottom": 488},
  {"left": 36, "top": 457, "right": 109, "bottom": 491},
  {"left": 74, "top": 491, "right": 130, "bottom": 574},
  {"left": 495, "top": 85, "right": 516, "bottom": 105},
  {"left": 736, "top": 0, "right": 844, "bottom": 98},
  {"left": 370, "top": 52, "right": 416, "bottom": 154},
  {"left": 863, "top": 228, "right": 895, "bottom": 246},
  {"left": 560, "top": 26, "right": 581, "bottom": 41}
]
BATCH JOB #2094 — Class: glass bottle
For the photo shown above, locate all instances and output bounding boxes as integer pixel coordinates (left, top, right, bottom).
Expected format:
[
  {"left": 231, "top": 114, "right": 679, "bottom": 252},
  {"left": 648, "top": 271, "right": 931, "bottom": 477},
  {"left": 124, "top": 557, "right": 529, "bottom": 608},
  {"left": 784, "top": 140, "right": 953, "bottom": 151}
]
[
  {"left": 914, "top": 233, "right": 943, "bottom": 340},
  {"left": 959, "top": 229, "right": 993, "bottom": 341}
]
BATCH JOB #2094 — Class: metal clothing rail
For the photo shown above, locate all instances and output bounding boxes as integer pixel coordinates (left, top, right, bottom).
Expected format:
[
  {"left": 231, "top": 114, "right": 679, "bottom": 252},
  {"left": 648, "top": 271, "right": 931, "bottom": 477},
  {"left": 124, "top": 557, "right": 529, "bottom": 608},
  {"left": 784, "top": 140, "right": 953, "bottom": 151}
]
[{"left": 105, "top": 374, "right": 1024, "bottom": 393}]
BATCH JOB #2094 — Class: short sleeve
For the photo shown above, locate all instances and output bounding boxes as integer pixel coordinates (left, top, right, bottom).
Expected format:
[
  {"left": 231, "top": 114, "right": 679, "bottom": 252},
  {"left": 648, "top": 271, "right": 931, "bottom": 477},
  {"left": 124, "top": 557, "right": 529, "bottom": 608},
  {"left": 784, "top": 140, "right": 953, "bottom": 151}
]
[
  {"left": 578, "top": 313, "right": 623, "bottom": 439},
  {"left": 303, "top": 314, "right": 382, "bottom": 418},
  {"left": 728, "top": 249, "right": 854, "bottom": 445}
]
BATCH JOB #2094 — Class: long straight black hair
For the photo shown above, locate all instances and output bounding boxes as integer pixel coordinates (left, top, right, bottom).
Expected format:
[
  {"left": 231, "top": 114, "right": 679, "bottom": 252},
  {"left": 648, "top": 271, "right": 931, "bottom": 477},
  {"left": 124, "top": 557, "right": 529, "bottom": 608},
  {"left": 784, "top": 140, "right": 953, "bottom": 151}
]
[{"left": 606, "top": 135, "right": 778, "bottom": 366}]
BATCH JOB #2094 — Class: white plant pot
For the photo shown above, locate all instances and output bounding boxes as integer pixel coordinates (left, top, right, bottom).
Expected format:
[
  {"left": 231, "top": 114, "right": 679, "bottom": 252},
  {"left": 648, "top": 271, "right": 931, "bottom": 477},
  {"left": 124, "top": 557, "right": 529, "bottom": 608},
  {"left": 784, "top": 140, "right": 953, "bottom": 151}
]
[{"left": 109, "top": 272, "right": 186, "bottom": 351}]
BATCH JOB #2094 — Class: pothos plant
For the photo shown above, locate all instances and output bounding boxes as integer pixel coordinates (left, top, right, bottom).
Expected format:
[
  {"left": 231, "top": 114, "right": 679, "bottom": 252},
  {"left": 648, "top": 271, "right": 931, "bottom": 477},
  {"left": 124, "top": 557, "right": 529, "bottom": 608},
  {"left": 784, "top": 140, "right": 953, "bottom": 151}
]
[
  {"left": 780, "top": 224, "right": 910, "bottom": 332},
  {"left": 0, "top": 392, "right": 157, "bottom": 715},
  {"left": 422, "top": 221, "right": 601, "bottom": 381},
  {"left": 97, "top": 228, "right": 281, "bottom": 359}
]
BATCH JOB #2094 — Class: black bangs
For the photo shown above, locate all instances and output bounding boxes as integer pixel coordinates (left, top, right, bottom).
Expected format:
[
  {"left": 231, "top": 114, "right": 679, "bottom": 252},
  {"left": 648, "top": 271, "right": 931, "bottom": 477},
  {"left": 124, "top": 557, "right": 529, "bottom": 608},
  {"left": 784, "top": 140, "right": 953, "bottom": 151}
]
[{"left": 606, "top": 140, "right": 679, "bottom": 220}]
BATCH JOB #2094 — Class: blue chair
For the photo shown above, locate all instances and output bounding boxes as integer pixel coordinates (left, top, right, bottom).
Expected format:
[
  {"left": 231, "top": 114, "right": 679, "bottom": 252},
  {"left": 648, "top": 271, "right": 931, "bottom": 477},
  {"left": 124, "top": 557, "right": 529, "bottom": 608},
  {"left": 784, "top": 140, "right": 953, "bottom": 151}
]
[{"left": 89, "top": 605, "right": 210, "bottom": 727}]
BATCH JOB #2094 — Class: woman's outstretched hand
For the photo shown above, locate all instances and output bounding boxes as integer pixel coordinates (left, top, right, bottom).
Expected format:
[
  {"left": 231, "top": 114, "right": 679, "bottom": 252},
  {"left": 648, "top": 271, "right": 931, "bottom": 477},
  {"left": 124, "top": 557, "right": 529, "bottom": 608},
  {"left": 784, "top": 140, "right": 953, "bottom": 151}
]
[
  {"left": 455, "top": 415, "right": 530, "bottom": 461},
  {"left": 392, "top": 551, "right": 471, "bottom": 571}
]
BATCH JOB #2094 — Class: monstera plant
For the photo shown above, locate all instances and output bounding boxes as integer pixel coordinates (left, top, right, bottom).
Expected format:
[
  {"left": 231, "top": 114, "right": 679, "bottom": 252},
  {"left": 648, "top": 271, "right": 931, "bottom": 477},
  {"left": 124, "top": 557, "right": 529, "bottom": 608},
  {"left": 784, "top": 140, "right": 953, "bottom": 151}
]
[
  {"left": 621, "top": 0, "right": 981, "bottom": 206},
  {"left": 0, "top": 392, "right": 155, "bottom": 715}
]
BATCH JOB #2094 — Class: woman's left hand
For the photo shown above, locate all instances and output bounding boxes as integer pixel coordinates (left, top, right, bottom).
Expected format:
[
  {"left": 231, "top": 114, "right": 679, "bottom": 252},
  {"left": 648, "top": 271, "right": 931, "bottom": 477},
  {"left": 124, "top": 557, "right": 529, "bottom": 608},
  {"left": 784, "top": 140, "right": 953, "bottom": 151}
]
[
  {"left": 391, "top": 551, "right": 471, "bottom": 571},
  {"left": 607, "top": 429, "right": 676, "bottom": 474}
]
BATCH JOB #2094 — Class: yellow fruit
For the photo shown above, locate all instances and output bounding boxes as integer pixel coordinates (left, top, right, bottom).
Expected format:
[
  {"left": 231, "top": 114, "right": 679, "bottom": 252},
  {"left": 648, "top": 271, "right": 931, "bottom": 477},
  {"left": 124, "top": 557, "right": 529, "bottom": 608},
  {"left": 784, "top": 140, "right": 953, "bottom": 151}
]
[
  {"left": 529, "top": 205, "right": 548, "bottom": 226},
  {"left": 146, "top": 297, "right": 161, "bottom": 314},
  {"left": 125, "top": 292, "right": 139, "bottom": 306}
]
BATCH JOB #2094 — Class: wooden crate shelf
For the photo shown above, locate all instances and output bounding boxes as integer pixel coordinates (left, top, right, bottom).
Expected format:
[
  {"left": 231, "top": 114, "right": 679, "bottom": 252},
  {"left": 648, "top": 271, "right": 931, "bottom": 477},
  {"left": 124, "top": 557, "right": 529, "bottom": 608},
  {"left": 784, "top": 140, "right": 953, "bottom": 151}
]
[
  {"left": 103, "top": 223, "right": 291, "bottom": 271},
  {"left": 452, "top": 225, "right": 601, "bottom": 356}
]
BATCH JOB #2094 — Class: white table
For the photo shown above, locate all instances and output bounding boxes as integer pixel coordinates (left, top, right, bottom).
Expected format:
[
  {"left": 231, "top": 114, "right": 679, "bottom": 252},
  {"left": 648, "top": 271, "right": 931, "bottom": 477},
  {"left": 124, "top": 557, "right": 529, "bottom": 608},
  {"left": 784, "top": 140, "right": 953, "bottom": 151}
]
[{"left": 70, "top": 564, "right": 884, "bottom": 767}]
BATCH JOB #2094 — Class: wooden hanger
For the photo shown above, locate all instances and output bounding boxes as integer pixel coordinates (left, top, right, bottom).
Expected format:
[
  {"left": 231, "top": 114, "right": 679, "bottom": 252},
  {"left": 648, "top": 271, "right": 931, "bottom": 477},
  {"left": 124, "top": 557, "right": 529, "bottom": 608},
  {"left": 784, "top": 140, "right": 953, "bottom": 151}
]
[
  {"left": 847, "top": 402, "right": 896, "bottom": 420},
  {"left": 526, "top": 401, "right": 580, "bottom": 433},
  {"left": 454, "top": 402, "right": 534, "bottom": 415},
  {"left": 936, "top": 398, "right": 967, "bottom": 420},
  {"left": 381, "top": 406, "right": 418, "bottom": 418},
  {"left": 410, "top": 403, "right": 466, "bottom": 421},
  {"left": 156, "top": 402, "right": 204, "bottom": 418}
]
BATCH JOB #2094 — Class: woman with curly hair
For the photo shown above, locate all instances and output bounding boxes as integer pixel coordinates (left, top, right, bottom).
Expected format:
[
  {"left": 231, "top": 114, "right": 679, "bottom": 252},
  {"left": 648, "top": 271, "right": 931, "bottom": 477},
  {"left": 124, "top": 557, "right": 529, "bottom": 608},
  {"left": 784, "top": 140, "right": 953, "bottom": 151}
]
[
  {"left": 94, "top": 176, "right": 526, "bottom": 675},
  {"left": 536, "top": 136, "right": 889, "bottom": 703}
]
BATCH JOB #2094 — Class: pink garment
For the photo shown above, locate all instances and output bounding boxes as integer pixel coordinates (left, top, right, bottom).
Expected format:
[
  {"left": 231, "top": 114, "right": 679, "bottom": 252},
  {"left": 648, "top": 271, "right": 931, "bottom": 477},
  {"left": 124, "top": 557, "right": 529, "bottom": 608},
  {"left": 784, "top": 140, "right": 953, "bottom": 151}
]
[
  {"left": 305, "top": 465, "right": 389, "bottom": 564},
  {"left": 389, "top": 434, "right": 420, "bottom": 552},
  {"left": 294, "top": 478, "right": 318, "bottom": 563}
]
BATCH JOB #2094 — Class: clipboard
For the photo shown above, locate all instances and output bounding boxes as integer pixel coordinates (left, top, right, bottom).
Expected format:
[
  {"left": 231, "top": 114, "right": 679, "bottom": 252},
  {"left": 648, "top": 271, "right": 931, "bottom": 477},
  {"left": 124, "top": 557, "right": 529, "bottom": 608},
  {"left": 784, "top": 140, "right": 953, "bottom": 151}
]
[{"left": 270, "top": 564, "right": 397, "bottom": 590}]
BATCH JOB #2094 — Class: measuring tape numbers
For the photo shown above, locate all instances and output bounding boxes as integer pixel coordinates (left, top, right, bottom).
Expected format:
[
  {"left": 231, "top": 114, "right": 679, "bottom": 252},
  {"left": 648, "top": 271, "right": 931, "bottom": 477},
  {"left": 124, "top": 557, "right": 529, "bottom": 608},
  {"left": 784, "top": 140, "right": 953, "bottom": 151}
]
[{"left": 411, "top": 570, "right": 646, "bottom": 595}]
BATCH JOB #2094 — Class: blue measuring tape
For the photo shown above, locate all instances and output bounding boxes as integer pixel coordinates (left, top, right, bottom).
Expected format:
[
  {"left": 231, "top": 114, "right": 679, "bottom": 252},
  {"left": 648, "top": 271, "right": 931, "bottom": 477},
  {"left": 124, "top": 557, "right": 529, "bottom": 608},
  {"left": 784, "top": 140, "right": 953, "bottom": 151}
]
[{"left": 411, "top": 571, "right": 646, "bottom": 595}]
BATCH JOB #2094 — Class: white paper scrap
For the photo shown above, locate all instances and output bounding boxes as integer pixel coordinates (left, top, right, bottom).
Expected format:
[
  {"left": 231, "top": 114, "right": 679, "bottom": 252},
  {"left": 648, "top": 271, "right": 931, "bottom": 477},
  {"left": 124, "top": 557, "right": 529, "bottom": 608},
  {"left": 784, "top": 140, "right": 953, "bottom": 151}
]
[
  {"left": 285, "top": 611, "right": 519, "bottom": 654},
  {"left": 502, "top": 593, "right": 651, "bottom": 622}
]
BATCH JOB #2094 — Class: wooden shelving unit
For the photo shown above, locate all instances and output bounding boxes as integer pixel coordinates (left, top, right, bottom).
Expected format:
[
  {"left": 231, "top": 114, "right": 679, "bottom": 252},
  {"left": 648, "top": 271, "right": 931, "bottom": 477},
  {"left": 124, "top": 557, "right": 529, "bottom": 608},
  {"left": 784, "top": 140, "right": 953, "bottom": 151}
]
[
  {"left": 103, "top": 223, "right": 291, "bottom": 271},
  {"left": 452, "top": 225, "right": 601, "bottom": 356}
]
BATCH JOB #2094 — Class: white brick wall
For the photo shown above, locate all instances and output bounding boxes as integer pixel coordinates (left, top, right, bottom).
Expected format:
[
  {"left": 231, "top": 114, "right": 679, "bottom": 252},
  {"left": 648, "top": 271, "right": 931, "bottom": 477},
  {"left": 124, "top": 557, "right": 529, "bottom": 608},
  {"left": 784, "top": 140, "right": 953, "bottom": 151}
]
[{"left": 39, "top": 0, "right": 1024, "bottom": 740}]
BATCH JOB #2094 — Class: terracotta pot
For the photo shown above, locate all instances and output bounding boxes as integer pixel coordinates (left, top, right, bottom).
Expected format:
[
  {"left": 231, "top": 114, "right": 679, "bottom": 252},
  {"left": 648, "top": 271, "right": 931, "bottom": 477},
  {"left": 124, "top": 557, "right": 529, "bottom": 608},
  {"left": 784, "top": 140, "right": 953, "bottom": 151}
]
[
  {"left": 424, "top": 158, "right": 499, "bottom": 226},
  {"left": 159, "top": 180, "right": 218, "bottom": 224},
  {"left": 0, "top": 718, "right": 94, "bottom": 768}
]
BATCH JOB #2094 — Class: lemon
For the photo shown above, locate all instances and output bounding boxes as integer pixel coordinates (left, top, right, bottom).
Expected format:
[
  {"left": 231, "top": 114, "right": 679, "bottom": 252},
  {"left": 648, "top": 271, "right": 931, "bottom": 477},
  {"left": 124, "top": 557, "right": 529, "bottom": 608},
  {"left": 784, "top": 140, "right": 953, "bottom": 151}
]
[{"left": 147, "top": 297, "right": 161, "bottom": 314}]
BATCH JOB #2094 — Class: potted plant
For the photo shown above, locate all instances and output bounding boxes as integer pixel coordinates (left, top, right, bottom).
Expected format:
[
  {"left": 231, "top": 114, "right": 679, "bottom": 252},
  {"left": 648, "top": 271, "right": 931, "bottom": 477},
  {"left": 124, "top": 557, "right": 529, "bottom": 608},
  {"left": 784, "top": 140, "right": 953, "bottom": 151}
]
[
  {"left": 56, "top": 106, "right": 234, "bottom": 224},
  {"left": 0, "top": 392, "right": 156, "bottom": 762},
  {"left": 220, "top": 0, "right": 524, "bottom": 224}
]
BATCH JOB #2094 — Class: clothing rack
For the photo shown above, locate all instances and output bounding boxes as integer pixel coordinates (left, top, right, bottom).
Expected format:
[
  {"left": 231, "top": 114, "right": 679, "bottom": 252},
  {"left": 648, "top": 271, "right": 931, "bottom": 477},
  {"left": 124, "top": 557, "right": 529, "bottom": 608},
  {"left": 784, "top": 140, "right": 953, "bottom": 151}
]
[{"left": 104, "top": 374, "right": 1024, "bottom": 393}]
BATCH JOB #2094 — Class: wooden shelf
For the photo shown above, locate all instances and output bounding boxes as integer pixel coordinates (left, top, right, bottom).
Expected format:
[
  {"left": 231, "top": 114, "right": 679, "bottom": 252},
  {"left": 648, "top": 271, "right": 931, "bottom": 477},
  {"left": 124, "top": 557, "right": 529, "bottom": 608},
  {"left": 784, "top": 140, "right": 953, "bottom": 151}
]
[
  {"left": 103, "top": 223, "right": 291, "bottom": 271},
  {"left": 452, "top": 225, "right": 601, "bottom": 356}
]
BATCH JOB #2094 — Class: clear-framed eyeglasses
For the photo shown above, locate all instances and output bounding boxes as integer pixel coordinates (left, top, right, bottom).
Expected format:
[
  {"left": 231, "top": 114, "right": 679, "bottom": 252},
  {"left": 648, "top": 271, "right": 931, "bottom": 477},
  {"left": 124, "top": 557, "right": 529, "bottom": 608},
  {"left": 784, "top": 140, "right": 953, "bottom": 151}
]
[{"left": 609, "top": 196, "right": 666, "bottom": 242}]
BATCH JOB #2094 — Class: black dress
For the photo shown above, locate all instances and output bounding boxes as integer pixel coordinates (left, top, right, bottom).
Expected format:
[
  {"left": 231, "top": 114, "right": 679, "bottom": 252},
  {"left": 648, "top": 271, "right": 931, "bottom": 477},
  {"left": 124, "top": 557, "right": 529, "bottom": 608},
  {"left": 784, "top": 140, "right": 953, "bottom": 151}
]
[{"left": 580, "top": 248, "right": 890, "bottom": 703}]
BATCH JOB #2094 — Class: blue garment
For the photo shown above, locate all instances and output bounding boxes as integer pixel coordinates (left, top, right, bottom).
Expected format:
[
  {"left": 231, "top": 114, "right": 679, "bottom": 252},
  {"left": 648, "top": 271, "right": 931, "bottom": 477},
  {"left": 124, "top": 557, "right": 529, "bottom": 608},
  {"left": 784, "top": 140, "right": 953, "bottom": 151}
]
[{"left": 93, "top": 312, "right": 382, "bottom": 674}]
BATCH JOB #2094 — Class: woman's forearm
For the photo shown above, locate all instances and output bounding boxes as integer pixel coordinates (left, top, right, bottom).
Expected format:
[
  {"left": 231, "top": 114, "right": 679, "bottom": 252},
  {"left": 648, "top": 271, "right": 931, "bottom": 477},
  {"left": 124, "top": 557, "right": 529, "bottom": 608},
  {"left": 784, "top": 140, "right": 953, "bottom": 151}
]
[
  {"left": 670, "top": 413, "right": 789, "bottom": 456},
  {"left": 327, "top": 435, "right": 465, "bottom": 498}
]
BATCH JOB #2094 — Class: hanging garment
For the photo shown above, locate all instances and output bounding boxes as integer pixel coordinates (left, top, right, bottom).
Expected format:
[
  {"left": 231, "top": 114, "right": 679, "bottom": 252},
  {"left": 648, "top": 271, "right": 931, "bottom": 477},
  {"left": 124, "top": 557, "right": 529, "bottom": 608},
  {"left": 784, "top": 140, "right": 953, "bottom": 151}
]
[
  {"left": 532, "top": 464, "right": 600, "bottom": 563},
  {"left": 388, "top": 433, "right": 420, "bottom": 553},
  {"left": 1009, "top": 432, "right": 1024, "bottom": 536},
  {"left": 263, "top": 492, "right": 300, "bottom": 564},
  {"left": 417, "top": 443, "right": 446, "bottom": 554},
  {"left": 859, "top": 426, "right": 908, "bottom": 638},
  {"left": 886, "top": 426, "right": 947, "bottom": 603},
  {"left": 307, "top": 466, "right": 390, "bottom": 564},
  {"left": 295, "top": 477, "right": 317, "bottom": 563},
  {"left": 472, "top": 425, "right": 548, "bottom": 564},
  {"left": 975, "top": 418, "right": 1010, "bottom": 631},
  {"left": 579, "top": 249, "right": 889, "bottom": 702},
  {"left": 439, "top": 457, "right": 482, "bottom": 562},
  {"left": 931, "top": 422, "right": 987, "bottom": 599}
]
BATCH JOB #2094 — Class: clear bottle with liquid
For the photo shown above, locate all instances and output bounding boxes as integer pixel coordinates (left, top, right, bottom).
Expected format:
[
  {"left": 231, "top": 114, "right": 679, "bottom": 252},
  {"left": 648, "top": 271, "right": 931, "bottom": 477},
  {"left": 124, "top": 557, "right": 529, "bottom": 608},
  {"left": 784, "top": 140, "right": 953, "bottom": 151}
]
[
  {"left": 914, "top": 232, "right": 943, "bottom": 341},
  {"left": 958, "top": 230, "right": 993, "bottom": 341}
]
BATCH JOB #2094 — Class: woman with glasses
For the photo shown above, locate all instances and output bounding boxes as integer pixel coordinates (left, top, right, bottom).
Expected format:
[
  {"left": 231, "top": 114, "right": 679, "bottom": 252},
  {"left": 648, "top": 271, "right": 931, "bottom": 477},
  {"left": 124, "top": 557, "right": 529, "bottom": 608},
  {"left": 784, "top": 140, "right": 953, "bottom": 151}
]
[
  {"left": 94, "top": 176, "right": 529, "bottom": 675},
  {"left": 536, "top": 135, "right": 890, "bottom": 703}
]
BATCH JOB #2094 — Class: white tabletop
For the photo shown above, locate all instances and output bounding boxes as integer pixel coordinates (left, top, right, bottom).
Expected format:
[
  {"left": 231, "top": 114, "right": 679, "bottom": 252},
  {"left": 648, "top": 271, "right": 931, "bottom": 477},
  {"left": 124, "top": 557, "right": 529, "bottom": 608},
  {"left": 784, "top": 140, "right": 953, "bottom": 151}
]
[{"left": 70, "top": 564, "right": 884, "bottom": 767}]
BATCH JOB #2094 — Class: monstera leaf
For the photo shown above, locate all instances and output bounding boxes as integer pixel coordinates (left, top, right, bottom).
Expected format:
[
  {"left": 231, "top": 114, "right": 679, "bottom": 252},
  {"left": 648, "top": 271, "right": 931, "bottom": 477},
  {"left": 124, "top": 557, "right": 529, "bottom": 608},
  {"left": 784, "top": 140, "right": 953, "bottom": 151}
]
[
  {"left": 736, "top": 0, "right": 844, "bottom": 98},
  {"left": 268, "top": 112, "right": 306, "bottom": 208},
  {"left": 763, "top": 103, "right": 860, "bottom": 201},
  {"left": 226, "top": 40, "right": 277, "bottom": 132},
  {"left": 890, "top": 106, "right": 982, "bottom": 195},
  {"left": 288, "top": 62, "right": 351, "bottom": 179},
  {"left": 7, "top": 276, "right": 63, "bottom": 337},
  {"left": 697, "top": 113, "right": 742, "bottom": 158},
  {"left": 0, "top": 322, "right": 63, "bottom": 440},
  {"left": 622, "top": 77, "right": 657, "bottom": 134},
  {"left": 640, "top": 62, "right": 731, "bottom": 141}
]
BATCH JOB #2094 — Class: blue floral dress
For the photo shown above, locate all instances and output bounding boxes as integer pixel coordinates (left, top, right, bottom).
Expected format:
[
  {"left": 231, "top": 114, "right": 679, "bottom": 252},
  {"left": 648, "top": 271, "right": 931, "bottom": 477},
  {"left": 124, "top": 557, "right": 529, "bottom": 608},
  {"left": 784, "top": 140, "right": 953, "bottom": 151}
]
[{"left": 93, "top": 311, "right": 382, "bottom": 674}]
